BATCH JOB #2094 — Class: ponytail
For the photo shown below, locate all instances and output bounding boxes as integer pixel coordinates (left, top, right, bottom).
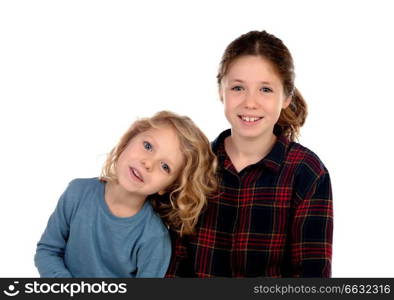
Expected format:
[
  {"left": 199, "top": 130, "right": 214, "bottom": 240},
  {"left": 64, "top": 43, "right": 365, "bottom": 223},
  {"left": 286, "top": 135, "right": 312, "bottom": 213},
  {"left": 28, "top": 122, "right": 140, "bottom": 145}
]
[{"left": 277, "top": 88, "right": 308, "bottom": 142}]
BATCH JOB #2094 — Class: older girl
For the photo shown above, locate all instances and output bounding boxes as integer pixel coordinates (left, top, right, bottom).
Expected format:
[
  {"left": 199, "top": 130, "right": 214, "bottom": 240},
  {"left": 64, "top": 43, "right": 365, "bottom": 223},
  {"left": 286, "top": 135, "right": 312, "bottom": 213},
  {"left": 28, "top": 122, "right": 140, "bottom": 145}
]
[{"left": 167, "top": 31, "right": 333, "bottom": 277}]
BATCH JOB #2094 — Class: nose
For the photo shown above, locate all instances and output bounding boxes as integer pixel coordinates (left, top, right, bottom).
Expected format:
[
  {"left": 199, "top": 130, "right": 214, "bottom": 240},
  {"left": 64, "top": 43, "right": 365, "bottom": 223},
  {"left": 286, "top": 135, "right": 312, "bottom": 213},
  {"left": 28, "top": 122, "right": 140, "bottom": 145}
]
[
  {"left": 141, "top": 158, "right": 153, "bottom": 171},
  {"left": 244, "top": 91, "right": 258, "bottom": 109}
]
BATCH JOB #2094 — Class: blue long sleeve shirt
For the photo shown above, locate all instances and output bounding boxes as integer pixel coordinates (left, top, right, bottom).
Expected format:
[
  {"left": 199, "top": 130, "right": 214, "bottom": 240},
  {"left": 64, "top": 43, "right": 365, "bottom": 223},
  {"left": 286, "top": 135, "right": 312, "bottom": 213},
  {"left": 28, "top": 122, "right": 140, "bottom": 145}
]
[{"left": 35, "top": 178, "right": 171, "bottom": 277}]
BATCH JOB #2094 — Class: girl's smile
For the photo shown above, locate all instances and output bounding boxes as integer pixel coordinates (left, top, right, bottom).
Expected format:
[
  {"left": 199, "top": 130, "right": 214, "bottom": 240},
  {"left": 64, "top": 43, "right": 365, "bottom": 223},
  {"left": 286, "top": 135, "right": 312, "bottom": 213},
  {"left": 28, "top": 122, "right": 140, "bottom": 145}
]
[
  {"left": 129, "top": 166, "right": 144, "bottom": 183},
  {"left": 238, "top": 114, "right": 264, "bottom": 125}
]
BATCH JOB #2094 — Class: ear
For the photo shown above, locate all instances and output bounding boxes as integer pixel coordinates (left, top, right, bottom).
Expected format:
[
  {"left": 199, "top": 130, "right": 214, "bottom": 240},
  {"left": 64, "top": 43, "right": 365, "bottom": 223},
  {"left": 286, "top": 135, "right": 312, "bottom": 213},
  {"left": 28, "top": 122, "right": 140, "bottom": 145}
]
[{"left": 282, "top": 95, "right": 292, "bottom": 109}]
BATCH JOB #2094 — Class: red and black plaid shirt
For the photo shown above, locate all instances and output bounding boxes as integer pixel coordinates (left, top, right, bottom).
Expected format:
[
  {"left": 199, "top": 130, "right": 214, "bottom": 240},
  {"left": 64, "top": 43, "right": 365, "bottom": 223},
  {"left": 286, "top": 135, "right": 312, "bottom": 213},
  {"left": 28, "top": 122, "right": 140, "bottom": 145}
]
[{"left": 166, "top": 128, "right": 333, "bottom": 277}]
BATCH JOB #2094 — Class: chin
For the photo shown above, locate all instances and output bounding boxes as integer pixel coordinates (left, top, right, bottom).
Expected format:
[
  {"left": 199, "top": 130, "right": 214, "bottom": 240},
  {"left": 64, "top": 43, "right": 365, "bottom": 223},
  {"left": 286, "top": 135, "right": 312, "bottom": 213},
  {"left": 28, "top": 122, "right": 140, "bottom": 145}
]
[{"left": 232, "top": 126, "right": 266, "bottom": 138}]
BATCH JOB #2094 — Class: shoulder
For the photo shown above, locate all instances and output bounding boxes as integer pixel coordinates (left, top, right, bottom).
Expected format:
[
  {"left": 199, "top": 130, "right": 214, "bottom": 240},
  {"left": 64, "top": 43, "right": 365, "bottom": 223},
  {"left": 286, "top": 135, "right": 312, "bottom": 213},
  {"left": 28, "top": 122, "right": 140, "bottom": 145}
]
[
  {"left": 66, "top": 177, "right": 102, "bottom": 195},
  {"left": 286, "top": 142, "right": 329, "bottom": 175},
  {"left": 60, "top": 177, "right": 102, "bottom": 207},
  {"left": 50, "top": 178, "right": 103, "bottom": 224},
  {"left": 286, "top": 143, "right": 330, "bottom": 199}
]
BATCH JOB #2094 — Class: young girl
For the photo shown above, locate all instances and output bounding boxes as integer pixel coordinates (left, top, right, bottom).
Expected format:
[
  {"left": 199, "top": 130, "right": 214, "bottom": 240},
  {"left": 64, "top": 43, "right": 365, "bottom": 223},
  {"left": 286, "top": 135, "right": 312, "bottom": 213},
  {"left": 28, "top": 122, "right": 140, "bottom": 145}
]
[
  {"left": 167, "top": 30, "right": 333, "bottom": 277},
  {"left": 34, "top": 111, "right": 217, "bottom": 277}
]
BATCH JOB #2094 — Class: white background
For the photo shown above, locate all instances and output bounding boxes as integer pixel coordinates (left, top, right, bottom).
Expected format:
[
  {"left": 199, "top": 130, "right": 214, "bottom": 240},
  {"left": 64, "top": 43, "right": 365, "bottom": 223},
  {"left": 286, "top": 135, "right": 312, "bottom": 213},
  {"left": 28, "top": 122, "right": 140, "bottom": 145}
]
[{"left": 1, "top": 0, "right": 393, "bottom": 277}]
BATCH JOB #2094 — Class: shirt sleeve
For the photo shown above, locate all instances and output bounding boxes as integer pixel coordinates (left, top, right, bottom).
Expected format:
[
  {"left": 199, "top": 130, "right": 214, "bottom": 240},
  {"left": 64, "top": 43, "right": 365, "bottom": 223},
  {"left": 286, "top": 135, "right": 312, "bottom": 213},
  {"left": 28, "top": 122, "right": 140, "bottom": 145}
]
[
  {"left": 34, "top": 183, "right": 75, "bottom": 278},
  {"left": 290, "top": 170, "right": 333, "bottom": 277},
  {"left": 136, "top": 231, "right": 172, "bottom": 278}
]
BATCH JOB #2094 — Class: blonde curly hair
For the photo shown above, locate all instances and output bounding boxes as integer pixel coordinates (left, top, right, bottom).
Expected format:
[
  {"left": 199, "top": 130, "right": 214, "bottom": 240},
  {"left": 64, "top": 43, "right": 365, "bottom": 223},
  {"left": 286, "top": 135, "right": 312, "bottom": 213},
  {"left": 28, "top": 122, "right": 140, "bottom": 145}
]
[{"left": 100, "top": 111, "right": 218, "bottom": 236}]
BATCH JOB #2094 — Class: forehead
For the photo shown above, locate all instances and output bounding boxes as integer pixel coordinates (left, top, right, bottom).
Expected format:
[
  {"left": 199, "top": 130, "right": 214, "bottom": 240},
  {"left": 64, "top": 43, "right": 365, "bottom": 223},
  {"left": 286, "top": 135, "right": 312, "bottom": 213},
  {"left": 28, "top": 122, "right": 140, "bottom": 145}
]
[
  {"left": 225, "top": 55, "right": 281, "bottom": 83},
  {"left": 139, "top": 126, "right": 184, "bottom": 166}
]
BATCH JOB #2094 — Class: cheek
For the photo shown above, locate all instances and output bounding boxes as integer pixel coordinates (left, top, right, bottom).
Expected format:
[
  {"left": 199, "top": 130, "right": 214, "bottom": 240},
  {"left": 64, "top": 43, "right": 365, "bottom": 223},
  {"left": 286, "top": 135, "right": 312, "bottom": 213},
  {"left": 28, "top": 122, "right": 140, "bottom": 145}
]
[
  {"left": 263, "top": 98, "right": 283, "bottom": 113},
  {"left": 121, "top": 144, "right": 139, "bottom": 160},
  {"left": 116, "top": 152, "right": 126, "bottom": 167},
  {"left": 223, "top": 96, "right": 238, "bottom": 112},
  {"left": 223, "top": 105, "right": 235, "bottom": 122}
]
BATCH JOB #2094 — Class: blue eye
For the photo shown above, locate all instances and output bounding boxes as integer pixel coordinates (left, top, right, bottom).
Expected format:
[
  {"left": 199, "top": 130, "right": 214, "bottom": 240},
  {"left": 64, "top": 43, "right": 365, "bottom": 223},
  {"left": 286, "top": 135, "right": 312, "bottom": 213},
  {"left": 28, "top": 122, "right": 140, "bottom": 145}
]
[
  {"left": 161, "top": 162, "right": 171, "bottom": 173},
  {"left": 143, "top": 141, "right": 153, "bottom": 151},
  {"left": 261, "top": 87, "right": 273, "bottom": 93},
  {"left": 231, "top": 86, "right": 243, "bottom": 91}
]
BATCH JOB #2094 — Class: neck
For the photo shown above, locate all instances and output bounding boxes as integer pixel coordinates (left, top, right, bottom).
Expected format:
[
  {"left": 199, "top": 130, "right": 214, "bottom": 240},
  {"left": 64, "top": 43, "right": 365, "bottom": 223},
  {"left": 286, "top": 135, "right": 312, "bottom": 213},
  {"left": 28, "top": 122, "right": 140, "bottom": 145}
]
[
  {"left": 225, "top": 130, "right": 277, "bottom": 172},
  {"left": 104, "top": 181, "right": 146, "bottom": 217}
]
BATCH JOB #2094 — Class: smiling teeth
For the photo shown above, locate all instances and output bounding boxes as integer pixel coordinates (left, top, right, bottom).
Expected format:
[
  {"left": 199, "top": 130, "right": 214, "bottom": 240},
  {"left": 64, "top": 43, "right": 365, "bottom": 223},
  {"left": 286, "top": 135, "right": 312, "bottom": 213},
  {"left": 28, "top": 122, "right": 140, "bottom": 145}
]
[
  {"left": 131, "top": 168, "right": 143, "bottom": 181},
  {"left": 241, "top": 116, "right": 261, "bottom": 122}
]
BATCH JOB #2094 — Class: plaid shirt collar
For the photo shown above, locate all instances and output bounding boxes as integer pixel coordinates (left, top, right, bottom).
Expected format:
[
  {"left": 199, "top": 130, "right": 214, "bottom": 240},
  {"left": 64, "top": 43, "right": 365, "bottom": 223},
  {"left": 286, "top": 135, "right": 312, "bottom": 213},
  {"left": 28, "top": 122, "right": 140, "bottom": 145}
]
[{"left": 211, "top": 125, "right": 290, "bottom": 174}]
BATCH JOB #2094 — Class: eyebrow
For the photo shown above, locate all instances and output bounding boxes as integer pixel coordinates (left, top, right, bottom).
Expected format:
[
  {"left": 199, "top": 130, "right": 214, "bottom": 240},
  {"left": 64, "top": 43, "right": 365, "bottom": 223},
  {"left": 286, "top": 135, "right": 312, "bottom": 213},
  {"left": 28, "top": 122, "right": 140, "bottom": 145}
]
[
  {"left": 230, "top": 79, "right": 273, "bottom": 85},
  {"left": 143, "top": 134, "right": 176, "bottom": 170}
]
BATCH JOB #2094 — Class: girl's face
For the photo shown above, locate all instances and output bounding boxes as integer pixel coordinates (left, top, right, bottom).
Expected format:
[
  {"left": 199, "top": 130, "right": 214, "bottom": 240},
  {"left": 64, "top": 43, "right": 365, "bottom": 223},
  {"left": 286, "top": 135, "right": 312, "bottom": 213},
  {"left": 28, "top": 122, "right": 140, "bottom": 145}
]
[
  {"left": 116, "top": 126, "right": 184, "bottom": 197},
  {"left": 220, "top": 55, "right": 291, "bottom": 140}
]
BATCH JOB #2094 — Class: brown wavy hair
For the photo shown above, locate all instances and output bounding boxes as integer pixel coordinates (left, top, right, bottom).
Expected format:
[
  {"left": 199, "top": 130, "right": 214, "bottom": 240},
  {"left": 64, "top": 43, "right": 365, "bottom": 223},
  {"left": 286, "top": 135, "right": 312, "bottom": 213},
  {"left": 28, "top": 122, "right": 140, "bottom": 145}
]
[
  {"left": 217, "top": 30, "right": 307, "bottom": 141},
  {"left": 100, "top": 111, "right": 218, "bottom": 236}
]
